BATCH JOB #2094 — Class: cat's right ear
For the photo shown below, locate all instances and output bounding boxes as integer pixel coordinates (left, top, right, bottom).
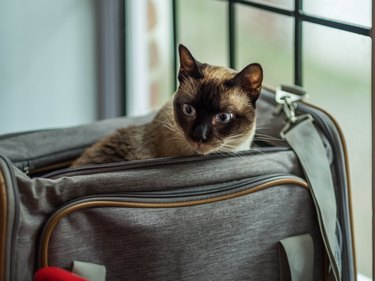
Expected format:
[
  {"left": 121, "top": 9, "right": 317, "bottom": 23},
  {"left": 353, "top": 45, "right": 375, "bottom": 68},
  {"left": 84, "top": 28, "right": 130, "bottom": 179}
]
[{"left": 178, "top": 44, "right": 203, "bottom": 82}]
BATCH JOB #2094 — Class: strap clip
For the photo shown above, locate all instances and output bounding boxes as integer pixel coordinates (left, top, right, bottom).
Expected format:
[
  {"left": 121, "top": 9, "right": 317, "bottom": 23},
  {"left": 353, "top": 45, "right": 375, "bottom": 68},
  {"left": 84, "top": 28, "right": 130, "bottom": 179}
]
[
  {"left": 276, "top": 85, "right": 308, "bottom": 124},
  {"left": 276, "top": 85, "right": 311, "bottom": 139}
]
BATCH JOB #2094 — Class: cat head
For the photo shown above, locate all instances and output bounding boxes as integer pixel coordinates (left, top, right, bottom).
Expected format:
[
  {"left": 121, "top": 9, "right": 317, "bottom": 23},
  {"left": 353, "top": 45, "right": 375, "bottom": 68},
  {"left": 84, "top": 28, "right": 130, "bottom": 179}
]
[{"left": 173, "top": 44, "right": 263, "bottom": 155}]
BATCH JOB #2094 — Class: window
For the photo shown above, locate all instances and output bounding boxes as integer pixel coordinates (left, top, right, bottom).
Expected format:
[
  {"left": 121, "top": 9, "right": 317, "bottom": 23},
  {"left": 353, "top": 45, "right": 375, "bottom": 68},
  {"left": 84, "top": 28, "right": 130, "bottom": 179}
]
[
  {"left": 0, "top": 0, "right": 127, "bottom": 132},
  {"left": 125, "top": 0, "right": 174, "bottom": 116},
  {"left": 175, "top": 0, "right": 372, "bottom": 278},
  {"left": 0, "top": 0, "right": 97, "bottom": 133}
]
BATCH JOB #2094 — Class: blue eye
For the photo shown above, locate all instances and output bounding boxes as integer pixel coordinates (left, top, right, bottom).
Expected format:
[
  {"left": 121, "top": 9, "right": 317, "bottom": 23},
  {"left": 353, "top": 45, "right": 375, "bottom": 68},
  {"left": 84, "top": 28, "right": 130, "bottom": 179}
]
[
  {"left": 182, "top": 104, "right": 196, "bottom": 117},
  {"left": 215, "top": 113, "right": 233, "bottom": 124}
]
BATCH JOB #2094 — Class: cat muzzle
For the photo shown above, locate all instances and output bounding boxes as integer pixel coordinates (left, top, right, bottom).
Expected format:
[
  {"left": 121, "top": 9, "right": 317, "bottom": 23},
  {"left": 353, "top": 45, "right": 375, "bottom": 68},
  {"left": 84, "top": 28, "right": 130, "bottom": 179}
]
[{"left": 192, "top": 124, "right": 210, "bottom": 142}]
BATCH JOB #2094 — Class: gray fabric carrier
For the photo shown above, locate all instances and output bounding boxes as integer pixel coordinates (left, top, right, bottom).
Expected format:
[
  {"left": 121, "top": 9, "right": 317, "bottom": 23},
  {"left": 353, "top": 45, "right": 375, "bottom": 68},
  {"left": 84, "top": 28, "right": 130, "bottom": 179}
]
[{"left": 0, "top": 89, "right": 354, "bottom": 281}]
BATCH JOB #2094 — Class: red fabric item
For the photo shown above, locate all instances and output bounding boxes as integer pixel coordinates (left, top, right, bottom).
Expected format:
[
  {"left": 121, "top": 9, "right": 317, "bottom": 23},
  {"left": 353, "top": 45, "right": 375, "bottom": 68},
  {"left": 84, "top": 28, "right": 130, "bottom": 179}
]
[{"left": 34, "top": 267, "right": 88, "bottom": 281}]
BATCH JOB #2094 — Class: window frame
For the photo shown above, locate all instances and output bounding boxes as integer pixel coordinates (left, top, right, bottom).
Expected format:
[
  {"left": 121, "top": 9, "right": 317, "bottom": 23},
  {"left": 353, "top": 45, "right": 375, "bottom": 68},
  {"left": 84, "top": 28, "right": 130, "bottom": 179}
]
[
  {"left": 172, "top": 0, "right": 374, "bottom": 278},
  {"left": 96, "top": 0, "right": 127, "bottom": 118},
  {"left": 172, "top": 0, "right": 371, "bottom": 86}
]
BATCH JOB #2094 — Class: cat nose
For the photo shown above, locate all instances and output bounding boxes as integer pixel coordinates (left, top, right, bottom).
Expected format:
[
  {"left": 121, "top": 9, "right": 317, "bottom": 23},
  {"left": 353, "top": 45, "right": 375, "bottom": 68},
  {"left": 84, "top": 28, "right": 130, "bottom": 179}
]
[{"left": 193, "top": 124, "right": 209, "bottom": 142}]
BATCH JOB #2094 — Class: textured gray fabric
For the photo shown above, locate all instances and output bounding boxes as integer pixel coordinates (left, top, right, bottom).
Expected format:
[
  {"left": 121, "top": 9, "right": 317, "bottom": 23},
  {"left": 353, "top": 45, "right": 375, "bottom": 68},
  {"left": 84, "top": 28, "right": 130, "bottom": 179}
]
[
  {"left": 284, "top": 118, "right": 340, "bottom": 280},
  {"left": 0, "top": 114, "right": 154, "bottom": 171},
  {"left": 47, "top": 185, "right": 324, "bottom": 281},
  {"left": 12, "top": 149, "right": 305, "bottom": 281},
  {"left": 0, "top": 91, "right": 335, "bottom": 281},
  {"left": 279, "top": 234, "right": 314, "bottom": 281}
]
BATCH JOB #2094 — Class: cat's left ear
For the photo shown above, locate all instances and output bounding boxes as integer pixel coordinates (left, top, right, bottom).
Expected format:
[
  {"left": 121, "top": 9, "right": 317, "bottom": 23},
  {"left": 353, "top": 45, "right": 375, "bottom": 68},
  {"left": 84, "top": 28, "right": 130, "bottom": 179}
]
[{"left": 232, "top": 63, "right": 263, "bottom": 106}]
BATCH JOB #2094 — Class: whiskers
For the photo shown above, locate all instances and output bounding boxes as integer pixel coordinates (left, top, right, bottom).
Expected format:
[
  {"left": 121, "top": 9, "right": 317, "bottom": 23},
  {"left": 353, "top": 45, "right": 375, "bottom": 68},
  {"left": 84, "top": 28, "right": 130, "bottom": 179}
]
[
  {"left": 247, "top": 146, "right": 269, "bottom": 156},
  {"left": 216, "top": 130, "right": 280, "bottom": 158},
  {"left": 252, "top": 132, "right": 284, "bottom": 156},
  {"left": 214, "top": 142, "right": 244, "bottom": 159},
  {"left": 155, "top": 112, "right": 185, "bottom": 140},
  {"left": 254, "top": 123, "right": 284, "bottom": 143},
  {"left": 223, "top": 133, "right": 248, "bottom": 142},
  {"left": 208, "top": 132, "right": 253, "bottom": 159},
  {"left": 253, "top": 133, "right": 283, "bottom": 143},
  {"left": 255, "top": 124, "right": 274, "bottom": 130}
]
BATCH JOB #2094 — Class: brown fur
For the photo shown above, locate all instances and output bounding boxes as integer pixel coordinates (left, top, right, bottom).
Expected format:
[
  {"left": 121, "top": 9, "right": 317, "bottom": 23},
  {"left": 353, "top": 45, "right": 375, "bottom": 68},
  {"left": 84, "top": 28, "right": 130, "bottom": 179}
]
[{"left": 71, "top": 44, "right": 263, "bottom": 168}]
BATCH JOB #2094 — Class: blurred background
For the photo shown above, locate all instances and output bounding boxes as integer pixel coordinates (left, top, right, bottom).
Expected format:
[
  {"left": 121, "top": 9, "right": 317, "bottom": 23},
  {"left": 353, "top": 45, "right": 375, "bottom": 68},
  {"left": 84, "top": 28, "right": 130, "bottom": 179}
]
[{"left": 0, "top": 0, "right": 372, "bottom": 278}]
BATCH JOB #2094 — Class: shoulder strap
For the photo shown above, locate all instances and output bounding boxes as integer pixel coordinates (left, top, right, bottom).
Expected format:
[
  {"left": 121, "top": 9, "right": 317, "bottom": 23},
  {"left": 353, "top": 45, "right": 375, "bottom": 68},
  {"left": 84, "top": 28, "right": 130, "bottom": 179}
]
[{"left": 283, "top": 117, "right": 341, "bottom": 280}]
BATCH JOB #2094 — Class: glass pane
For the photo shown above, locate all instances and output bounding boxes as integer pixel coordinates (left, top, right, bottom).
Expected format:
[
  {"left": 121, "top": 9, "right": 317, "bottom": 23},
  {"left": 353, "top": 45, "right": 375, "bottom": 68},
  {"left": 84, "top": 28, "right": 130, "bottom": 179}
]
[
  {"left": 178, "top": 0, "right": 228, "bottom": 66},
  {"left": 126, "top": 0, "right": 173, "bottom": 116},
  {"left": 303, "top": 23, "right": 372, "bottom": 278},
  {"left": 237, "top": 7, "right": 294, "bottom": 87},
  {"left": 0, "top": 0, "right": 97, "bottom": 134},
  {"left": 147, "top": 0, "right": 174, "bottom": 111},
  {"left": 258, "top": 0, "right": 293, "bottom": 10},
  {"left": 304, "top": 0, "right": 371, "bottom": 27}
]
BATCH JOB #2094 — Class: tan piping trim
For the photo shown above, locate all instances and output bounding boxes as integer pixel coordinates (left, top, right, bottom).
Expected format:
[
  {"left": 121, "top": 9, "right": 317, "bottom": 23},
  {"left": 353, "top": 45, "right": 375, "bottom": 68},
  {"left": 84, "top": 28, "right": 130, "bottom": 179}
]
[
  {"left": 0, "top": 171, "right": 7, "bottom": 281},
  {"left": 39, "top": 178, "right": 308, "bottom": 267},
  {"left": 263, "top": 87, "right": 357, "bottom": 275}
]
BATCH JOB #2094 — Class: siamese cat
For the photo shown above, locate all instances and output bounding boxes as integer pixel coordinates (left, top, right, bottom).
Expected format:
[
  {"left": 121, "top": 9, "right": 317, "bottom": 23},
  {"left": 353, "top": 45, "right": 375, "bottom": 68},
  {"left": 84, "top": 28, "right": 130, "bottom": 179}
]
[{"left": 71, "top": 44, "right": 263, "bottom": 167}]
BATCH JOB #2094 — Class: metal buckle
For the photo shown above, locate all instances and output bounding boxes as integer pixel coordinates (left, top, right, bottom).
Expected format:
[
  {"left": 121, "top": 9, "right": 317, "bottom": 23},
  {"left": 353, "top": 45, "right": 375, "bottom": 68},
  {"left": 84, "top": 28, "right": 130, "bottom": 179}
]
[
  {"left": 276, "top": 85, "right": 308, "bottom": 122},
  {"left": 275, "top": 85, "right": 310, "bottom": 139}
]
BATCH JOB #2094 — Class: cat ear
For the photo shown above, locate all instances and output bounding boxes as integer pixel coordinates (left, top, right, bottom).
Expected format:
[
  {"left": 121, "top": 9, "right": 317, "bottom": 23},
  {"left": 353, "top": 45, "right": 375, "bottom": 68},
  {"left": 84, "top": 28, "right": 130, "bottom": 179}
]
[
  {"left": 231, "top": 63, "right": 263, "bottom": 105},
  {"left": 178, "top": 44, "right": 204, "bottom": 81}
]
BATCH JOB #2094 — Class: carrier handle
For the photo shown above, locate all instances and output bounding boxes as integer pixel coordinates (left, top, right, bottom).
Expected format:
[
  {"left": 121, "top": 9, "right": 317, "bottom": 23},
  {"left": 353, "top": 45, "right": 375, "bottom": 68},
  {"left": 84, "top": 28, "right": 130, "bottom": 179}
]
[{"left": 278, "top": 233, "right": 314, "bottom": 281}]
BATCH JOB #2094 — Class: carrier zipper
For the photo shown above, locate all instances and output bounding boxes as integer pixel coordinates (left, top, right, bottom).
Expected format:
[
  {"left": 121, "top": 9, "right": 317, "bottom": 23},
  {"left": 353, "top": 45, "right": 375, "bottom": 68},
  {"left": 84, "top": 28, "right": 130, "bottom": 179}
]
[
  {"left": 58, "top": 174, "right": 300, "bottom": 200},
  {"left": 42, "top": 146, "right": 290, "bottom": 179},
  {"left": 27, "top": 160, "right": 73, "bottom": 176},
  {"left": 37, "top": 175, "right": 308, "bottom": 268}
]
